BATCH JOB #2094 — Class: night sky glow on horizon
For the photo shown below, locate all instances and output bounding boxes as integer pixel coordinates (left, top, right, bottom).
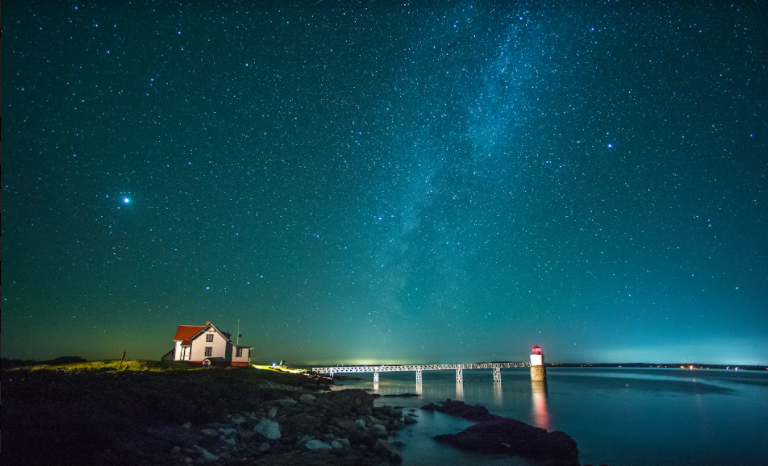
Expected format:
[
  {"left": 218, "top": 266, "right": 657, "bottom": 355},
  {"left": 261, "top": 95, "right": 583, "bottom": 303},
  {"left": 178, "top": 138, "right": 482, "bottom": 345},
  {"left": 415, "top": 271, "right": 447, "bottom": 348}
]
[{"left": 3, "top": 1, "right": 768, "bottom": 365}]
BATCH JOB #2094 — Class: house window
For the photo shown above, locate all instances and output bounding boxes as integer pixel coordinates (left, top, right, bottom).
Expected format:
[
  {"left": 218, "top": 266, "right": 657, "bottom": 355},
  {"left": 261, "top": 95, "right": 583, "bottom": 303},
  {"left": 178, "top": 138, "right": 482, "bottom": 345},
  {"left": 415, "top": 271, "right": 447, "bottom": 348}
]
[
  {"left": 206, "top": 334, "right": 214, "bottom": 342},
  {"left": 236, "top": 347, "right": 243, "bottom": 357},
  {"left": 205, "top": 347, "right": 212, "bottom": 357}
]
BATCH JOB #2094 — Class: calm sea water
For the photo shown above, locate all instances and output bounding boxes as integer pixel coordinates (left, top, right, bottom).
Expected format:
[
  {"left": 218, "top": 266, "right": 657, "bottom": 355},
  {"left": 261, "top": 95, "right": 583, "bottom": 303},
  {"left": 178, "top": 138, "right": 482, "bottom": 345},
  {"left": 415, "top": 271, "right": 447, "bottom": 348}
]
[{"left": 329, "top": 367, "right": 768, "bottom": 465}]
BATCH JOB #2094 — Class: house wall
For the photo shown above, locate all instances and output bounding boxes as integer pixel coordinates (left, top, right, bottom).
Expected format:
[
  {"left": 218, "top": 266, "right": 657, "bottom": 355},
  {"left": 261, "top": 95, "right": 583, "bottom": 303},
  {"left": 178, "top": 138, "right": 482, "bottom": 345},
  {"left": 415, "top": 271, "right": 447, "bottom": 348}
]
[
  {"left": 161, "top": 348, "right": 175, "bottom": 361},
  {"left": 173, "top": 341, "right": 192, "bottom": 361},
  {"left": 232, "top": 347, "right": 250, "bottom": 365},
  {"left": 190, "top": 327, "right": 228, "bottom": 361}
]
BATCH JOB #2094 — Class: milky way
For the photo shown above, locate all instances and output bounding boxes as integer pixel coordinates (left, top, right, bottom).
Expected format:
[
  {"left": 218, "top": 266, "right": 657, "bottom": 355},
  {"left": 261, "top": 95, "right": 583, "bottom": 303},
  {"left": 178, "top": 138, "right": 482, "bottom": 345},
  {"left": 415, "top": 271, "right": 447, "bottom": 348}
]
[{"left": 3, "top": 1, "right": 767, "bottom": 364}]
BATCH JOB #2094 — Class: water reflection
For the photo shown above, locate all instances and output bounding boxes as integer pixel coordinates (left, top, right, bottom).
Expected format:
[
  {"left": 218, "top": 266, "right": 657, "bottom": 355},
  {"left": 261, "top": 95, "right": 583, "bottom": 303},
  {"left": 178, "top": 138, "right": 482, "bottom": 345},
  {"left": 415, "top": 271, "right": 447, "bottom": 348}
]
[
  {"left": 493, "top": 381, "right": 503, "bottom": 407},
  {"left": 415, "top": 380, "right": 423, "bottom": 396},
  {"left": 531, "top": 380, "right": 551, "bottom": 430},
  {"left": 372, "top": 381, "right": 379, "bottom": 393},
  {"left": 455, "top": 381, "right": 464, "bottom": 400}
]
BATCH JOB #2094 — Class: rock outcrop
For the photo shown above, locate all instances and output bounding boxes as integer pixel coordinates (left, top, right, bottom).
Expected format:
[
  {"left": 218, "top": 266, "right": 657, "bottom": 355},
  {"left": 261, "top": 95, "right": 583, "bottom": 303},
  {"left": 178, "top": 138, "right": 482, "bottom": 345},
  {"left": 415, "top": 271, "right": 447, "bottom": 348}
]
[
  {"left": 422, "top": 399, "right": 498, "bottom": 421},
  {"left": 424, "top": 400, "right": 579, "bottom": 466}
]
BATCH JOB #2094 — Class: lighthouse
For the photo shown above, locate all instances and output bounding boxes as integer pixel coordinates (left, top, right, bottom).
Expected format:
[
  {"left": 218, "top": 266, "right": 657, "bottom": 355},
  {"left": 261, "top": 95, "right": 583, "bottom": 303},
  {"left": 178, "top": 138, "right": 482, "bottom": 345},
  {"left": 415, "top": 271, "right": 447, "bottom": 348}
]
[{"left": 530, "top": 345, "right": 546, "bottom": 381}]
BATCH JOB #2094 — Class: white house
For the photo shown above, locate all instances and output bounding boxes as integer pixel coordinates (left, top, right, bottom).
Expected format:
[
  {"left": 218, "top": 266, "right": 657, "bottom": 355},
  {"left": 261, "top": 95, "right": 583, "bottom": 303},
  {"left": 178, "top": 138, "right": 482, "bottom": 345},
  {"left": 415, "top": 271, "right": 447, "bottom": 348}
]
[{"left": 167, "top": 321, "right": 252, "bottom": 367}]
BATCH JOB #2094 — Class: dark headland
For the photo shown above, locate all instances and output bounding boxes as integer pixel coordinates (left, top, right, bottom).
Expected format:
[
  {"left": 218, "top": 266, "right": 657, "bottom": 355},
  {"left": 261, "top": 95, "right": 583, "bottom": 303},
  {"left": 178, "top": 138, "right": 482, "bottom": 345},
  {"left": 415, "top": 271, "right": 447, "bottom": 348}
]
[{"left": 2, "top": 358, "right": 408, "bottom": 465}]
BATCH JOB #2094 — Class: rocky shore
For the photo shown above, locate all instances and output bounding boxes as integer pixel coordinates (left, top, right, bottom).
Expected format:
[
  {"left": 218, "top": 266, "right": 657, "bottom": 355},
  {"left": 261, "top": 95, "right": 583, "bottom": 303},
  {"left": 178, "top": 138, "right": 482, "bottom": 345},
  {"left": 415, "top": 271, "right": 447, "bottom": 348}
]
[
  {"left": 2, "top": 361, "right": 410, "bottom": 465},
  {"left": 155, "top": 389, "right": 408, "bottom": 465}
]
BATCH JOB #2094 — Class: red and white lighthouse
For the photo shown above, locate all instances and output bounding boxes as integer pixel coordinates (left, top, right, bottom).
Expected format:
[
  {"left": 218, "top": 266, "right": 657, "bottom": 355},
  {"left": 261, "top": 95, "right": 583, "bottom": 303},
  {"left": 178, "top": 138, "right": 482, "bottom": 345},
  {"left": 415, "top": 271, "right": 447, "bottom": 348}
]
[{"left": 530, "top": 345, "right": 546, "bottom": 381}]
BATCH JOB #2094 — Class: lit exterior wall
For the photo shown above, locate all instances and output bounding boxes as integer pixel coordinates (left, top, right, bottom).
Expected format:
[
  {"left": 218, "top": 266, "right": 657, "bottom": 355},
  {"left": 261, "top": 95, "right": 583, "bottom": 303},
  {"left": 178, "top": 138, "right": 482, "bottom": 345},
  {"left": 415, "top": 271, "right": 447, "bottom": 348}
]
[
  {"left": 232, "top": 347, "right": 250, "bottom": 365},
  {"left": 190, "top": 327, "right": 228, "bottom": 361},
  {"left": 174, "top": 340, "right": 191, "bottom": 361}
]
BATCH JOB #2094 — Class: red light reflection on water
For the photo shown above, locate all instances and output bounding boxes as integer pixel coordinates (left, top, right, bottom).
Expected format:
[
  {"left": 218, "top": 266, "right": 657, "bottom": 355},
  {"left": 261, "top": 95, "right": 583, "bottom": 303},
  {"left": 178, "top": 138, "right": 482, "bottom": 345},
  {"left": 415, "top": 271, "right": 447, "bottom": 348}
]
[{"left": 531, "top": 380, "right": 551, "bottom": 431}]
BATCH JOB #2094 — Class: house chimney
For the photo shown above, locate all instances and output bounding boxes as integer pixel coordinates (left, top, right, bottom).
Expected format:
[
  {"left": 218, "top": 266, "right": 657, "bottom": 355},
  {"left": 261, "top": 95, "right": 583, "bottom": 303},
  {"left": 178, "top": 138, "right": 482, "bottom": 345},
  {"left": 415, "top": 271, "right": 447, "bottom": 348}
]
[{"left": 205, "top": 321, "right": 211, "bottom": 326}]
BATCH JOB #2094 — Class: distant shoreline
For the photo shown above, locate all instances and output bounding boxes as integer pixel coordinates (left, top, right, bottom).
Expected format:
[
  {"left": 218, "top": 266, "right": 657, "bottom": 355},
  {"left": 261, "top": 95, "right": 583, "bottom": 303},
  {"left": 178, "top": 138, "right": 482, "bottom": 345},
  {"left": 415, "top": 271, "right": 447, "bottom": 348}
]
[{"left": 546, "top": 362, "right": 767, "bottom": 371}]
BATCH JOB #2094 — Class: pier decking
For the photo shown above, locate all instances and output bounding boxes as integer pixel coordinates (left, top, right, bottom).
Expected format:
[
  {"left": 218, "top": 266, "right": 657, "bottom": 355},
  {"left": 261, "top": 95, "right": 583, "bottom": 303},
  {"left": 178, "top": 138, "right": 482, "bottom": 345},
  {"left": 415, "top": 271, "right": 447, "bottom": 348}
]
[{"left": 311, "top": 361, "right": 530, "bottom": 383}]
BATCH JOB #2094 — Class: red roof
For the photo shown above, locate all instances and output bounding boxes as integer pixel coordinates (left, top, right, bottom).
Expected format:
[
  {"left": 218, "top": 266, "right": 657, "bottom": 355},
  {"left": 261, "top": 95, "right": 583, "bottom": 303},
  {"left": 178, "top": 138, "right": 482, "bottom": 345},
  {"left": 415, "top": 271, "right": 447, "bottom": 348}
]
[{"left": 174, "top": 325, "right": 206, "bottom": 342}]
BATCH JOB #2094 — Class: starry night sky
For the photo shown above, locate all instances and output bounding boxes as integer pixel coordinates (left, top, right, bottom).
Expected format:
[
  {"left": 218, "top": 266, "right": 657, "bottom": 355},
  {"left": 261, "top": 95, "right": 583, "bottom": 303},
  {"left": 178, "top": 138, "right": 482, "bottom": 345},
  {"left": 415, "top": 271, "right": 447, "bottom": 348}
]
[{"left": 3, "top": 1, "right": 768, "bottom": 365}]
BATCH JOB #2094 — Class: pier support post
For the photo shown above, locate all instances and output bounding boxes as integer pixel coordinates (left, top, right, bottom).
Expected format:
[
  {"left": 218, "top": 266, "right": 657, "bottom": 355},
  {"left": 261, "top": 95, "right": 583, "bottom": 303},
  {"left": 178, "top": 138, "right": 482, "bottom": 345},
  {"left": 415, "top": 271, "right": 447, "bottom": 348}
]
[
  {"left": 329, "top": 371, "right": 334, "bottom": 379},
  {"left": 456, "top": 368, "right": 463, "bottom": 383},
  {"left": 416, "top": 370, "right": 423, "bottom": 382},
  {"left": 493, "top": 367, "right": 501, "bottom": 382},
  {"left": 373, "top": 371, "right": 380, "bottom": 383}
]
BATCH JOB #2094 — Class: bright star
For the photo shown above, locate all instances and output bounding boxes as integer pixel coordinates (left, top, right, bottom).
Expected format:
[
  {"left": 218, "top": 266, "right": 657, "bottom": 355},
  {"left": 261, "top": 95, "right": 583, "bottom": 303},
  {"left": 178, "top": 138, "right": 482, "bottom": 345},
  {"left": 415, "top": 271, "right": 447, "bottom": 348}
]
[{"left": 123, "top": 197, "right": 130, "bottom": 204}]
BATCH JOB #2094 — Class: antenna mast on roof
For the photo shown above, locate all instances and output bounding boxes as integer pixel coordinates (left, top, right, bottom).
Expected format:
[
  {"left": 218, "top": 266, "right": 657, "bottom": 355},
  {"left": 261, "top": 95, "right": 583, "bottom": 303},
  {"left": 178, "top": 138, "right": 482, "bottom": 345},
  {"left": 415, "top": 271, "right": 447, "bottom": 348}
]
[{"left": 236, "top": 319, "right": 240, "bottom": 345}]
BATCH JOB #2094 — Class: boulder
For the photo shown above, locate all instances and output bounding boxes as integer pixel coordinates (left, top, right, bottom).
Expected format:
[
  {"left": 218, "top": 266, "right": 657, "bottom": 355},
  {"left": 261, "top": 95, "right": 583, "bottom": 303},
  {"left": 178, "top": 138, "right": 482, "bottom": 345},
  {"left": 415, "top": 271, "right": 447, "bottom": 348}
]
[
  {"left": 421, "top": 399, "right": 498, "bottom": 422},
  {"left": 258, "top": 442, "right": 271, "bottom": 453},
  {"left": 277, "top": 398, "right": 298, "bottom": 407},
  {"left": 333, "top": 418, "right": 358, "bottom": 431},
  {"left": 299, "top": 394, "right": 317, "bottom": 403},
  {"left": 268, "top": 407, "right": 278, "bottom": 418},
  {"left": 372, "top": 424, "right": 388, "bottom": 438},
  {"left": 283, "top": 412, "right": 321, "bottom": 434},
  {"left": 305, "top": 439, "right": 333, "bottom": 451},
  {"left": 200, "top": 428, "right": 218, "bottom": 437},
  {"left": 194, "top": 446, "right": 219, "bottom": 462},
  {"left": 218, "top": 427, "right": 237, "bottom": 437},
  {"left": 317, "top": 389, "right": 374, "bottom": 415},
  {"left": 336, "top": 438, "right": 351, "bottom": 447},
  {"left": 254, "top": 419, "right": 282, "bottom": 440},
  {"left": 374, "top": 439, "right": 403, "bottom": 464}
]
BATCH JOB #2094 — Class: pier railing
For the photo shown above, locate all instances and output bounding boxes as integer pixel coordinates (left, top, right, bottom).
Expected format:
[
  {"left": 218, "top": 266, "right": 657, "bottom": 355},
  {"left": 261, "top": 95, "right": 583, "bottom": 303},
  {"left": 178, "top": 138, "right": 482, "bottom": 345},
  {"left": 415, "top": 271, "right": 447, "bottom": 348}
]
[{"left": 311, "top": 362, "right": 530, "bottom": 383}]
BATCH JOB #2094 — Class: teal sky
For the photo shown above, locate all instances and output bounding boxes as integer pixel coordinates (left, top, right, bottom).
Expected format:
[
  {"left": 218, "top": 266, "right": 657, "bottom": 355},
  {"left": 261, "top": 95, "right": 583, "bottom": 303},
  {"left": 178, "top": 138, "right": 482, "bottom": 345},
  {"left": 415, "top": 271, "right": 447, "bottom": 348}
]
[{"left": 3, "top": 1, "right": 767, "bottom": 365}]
